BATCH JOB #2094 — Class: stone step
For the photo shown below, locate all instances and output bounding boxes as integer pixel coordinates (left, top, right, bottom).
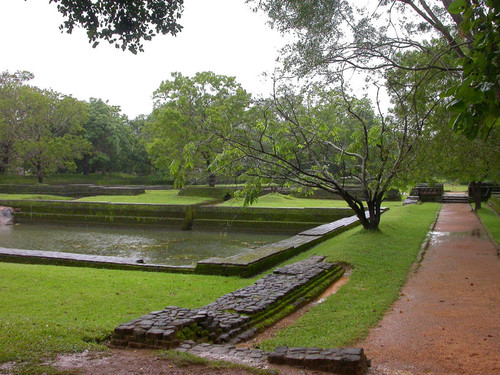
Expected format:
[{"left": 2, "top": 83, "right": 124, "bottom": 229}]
[{"left": 441, "top": 193, "right": 469, "bottom": 203}]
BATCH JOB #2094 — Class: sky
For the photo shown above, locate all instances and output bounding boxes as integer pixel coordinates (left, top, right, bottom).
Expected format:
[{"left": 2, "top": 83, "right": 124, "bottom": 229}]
[{"left": 0, "top": 0, "right": 287, "bottom": 118}]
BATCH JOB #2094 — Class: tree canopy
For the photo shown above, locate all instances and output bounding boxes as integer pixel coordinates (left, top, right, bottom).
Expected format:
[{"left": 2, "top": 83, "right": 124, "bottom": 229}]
[
  {"left": 49, "top": 0, "right": 184, "bottom": 53},
  {"left": 146, "top": 72, "right": 251, "bottom": 187},
  {"left": 252, "top": 0, "right": 499, "bottom": 140},
  {"left": 0, "top": 72, "right": 90, "bottom": 182},
  {"left": 0, "top": 70, "right": 151, "bottom": 181}
]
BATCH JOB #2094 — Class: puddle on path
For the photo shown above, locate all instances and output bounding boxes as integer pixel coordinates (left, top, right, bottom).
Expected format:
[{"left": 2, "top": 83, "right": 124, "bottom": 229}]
[{"left": 428, "top": 229, "right": 488, "bottom": 246}]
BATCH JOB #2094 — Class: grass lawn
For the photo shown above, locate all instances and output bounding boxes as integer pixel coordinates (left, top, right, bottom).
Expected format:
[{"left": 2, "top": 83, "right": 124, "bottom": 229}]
[
  {"left": 0, "top": 202, "right": 439, "bottom": 368},
  {"left": 0, "top": 265, "right": 254, "bottom": 364},
  {"left": 443, "top": 182, "right": 468, "bottom": 192},
  {"left": 219, "top": 192, "right": 402, "bottom": 209},
  {"left": 477, "top": 206, "right": 500, "bottom": 247},
  {"left": 0, "top": 190, "right": 214, "bottom": 205},
  {"left": 74, "top": 190, "right": 214, "bottom": 205}
]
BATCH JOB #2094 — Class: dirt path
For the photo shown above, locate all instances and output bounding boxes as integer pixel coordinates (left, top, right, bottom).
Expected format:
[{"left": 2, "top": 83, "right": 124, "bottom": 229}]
[{"left": 363, "top": 203, "right": 500, "bottom": 375}]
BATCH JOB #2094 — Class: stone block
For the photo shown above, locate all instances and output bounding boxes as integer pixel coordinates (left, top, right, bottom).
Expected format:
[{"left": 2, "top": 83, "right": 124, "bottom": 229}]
[{"left": 146, "top": 328, "right": 164, "bottom": 340}]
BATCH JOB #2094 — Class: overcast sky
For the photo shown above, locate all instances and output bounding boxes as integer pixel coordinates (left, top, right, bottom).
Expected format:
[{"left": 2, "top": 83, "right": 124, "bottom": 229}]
[{"left": 0, "top": 0, "right": 286, "bottom": 118}]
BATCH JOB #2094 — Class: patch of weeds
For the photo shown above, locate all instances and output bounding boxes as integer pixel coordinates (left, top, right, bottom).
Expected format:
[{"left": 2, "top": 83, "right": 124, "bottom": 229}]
[
  {"left": 210, "top": 360, "right": 278, "bottom": 375},
  {"left": 10, "top": 363, "right": 79, "bottom": 375},
  {"left": 81, "top": 332, "right": 112, "bottom": 345},
  {"left": 158, "top": 350, "right": 209, "bottom": 367},
  {"left": 158, "top": 350, "right": 277, "bottom": 375}
]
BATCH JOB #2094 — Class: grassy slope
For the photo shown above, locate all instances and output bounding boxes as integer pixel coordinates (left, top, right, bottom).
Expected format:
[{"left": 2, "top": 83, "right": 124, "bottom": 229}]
[
  {"left": 477, "top": 207, "right": 500, "bottom": 247},
  {"left": 0, "top": 191, "right": 214, "bottom": 205},
  {"left": 0, "top": 265, "right": 254, "bottom": 363},
  {"left": 258, "top": 203, "right": 439, "bottom": 350},
  {"left": 74, "top": 190, "right": 213, "bottom": 205},
  {"left": 219, "top": 192, "right": 402, "bottom": 209}
]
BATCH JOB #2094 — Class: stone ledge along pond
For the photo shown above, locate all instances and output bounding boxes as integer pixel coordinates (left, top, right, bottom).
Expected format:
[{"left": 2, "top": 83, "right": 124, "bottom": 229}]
[{"left": 0, "top": 223, "right": 288, "bottom": 266}]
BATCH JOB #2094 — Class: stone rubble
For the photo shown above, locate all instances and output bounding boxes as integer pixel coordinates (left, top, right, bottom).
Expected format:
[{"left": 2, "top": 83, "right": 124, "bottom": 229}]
[
  {"left": 111, "top": 256, "right": 339, "bottom": 348},
  {"left": 111, "top": 256, "right": 370, "bottom": 374}
]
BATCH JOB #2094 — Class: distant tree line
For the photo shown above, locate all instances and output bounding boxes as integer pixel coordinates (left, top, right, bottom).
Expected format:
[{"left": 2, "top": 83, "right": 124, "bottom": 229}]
[{"left": 0, "top": 70, "right": 152, "bottom": 183}]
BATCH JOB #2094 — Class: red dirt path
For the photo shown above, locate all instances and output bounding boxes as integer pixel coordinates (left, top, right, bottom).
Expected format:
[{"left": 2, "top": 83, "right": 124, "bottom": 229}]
[{"left": 363, "top": 203, "right": 500, "bottom": 375}]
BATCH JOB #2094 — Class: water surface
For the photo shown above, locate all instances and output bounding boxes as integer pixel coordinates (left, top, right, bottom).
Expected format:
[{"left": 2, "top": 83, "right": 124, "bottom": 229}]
[{"left": 0, "top": 223, "right": 287, "bottom": 266}]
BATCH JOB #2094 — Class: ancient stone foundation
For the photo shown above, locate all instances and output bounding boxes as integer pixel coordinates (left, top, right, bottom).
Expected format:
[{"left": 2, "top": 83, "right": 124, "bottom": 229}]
[
  {"left": 268, "top": 346, "right": 370, "bottom": 374},
  {"left": 111, "top": 256, "right": 343, "bottom": 349}
]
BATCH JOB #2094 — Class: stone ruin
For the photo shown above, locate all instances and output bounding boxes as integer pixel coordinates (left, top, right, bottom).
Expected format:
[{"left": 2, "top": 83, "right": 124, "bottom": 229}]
[{"left": 111, "top": 256, "right": 370, "bottom": 374}]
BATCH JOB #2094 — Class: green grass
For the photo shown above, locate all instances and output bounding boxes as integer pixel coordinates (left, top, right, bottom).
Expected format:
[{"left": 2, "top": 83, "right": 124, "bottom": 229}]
[
  {"left": 443, "top": 182, "right": 468, "bottom": 192},
  {"left": 487, "top": 195, "right": 500, "bottom": 215},
  {"left": 477, "top": 206, "right": 500, "bottom": 247},
  {"left": 220, "top": 193, "right": 350, "bottom": 207},
  {"left": 75, "top": 190, "right": 214, "bottom": 205},
  {"left": 0, "top": 190, "right": 215, "bottom": 205},
  {"left": 220, "top": 192, "right": 402, "bottom": 209},
  {"left": 257, "top": 203, "right": 440, "bottom": 350},
  {"left": 0, "top": 264, "right": 253, "bottom": 364},
  {"left": 0, "top": 193, "right": 72, "bottom": 201}
]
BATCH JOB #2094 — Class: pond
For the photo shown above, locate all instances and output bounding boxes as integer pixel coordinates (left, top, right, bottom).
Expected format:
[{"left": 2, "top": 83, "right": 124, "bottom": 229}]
[{"left": 0, "top": 223, "right": 288, "bottom": 266}]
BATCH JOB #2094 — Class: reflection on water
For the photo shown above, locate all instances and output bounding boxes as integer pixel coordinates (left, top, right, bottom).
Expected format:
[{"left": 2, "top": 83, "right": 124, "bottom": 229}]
[{"left": 0, "top": 223, "right": 287, "bottom": 266}]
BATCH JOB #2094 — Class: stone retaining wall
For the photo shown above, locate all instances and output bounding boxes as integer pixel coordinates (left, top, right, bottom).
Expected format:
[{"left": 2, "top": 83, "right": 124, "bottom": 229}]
[
  {"left": 0, "top": 199, "right": 354, "bottom": 233},
  {"left": 195, "top": 212, "right": 370, "bottom": 277},
  {"left": 0, "top": 200, "right": 195, "bottom": 229},
  {"left": 111, "top": 256, "right": 344, "bottom": 349}
]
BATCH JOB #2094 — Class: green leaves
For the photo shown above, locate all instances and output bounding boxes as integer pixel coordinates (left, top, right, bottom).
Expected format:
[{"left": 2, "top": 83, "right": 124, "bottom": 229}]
[
  {"left": 447, "top": 0, "right": 467, "bottom": 14},
  {"left": 442, "top": 1, "right": 500, "bottom": 140},
  {"left": 147, "top": 72, "right": 251, "bottom": 187},
  {"left": 51, "top": 0, "right": 185, "bottom": 53}
]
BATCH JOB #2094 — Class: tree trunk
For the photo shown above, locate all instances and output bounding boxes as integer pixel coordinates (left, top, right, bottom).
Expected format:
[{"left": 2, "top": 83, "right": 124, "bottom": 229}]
[
  {"left": 37, "top": 164, "right": 43, "bottom": 184},
  {"left": 206, "top": 159, "right": 216, "bottom": 187},
  {"left": 470, "top": 181, "right": 482, "bottom": 210},
  {"left": 0, "top": 143, "right": 11, "bottom": 172},
  {"left": 82, "top": 155, "right": 90, "bottom": 175},
  {"left": 366, "top": 198, "right": 382, "bottom": 230},
  {"left": 340, "top": 189, "right": 381, "bottom": 230},
  {"left": 208, "top": 173, "right": 216, "bottom": 187}
]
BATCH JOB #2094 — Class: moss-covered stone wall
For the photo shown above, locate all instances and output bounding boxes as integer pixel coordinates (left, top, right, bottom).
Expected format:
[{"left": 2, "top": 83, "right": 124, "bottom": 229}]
[
  {"left": 0, "top": 199, "right": 354, "bottom": 233},
  {"left": 0, "top": 200, "right": 189, "bottom": 228},
  {"left": 0, "top": 184, "right": 145, "bottom": 197}
]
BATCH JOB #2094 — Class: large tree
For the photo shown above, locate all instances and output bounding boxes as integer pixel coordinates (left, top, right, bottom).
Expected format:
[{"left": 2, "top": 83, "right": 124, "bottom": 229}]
[
  {"left": 79, "top": 98, "right": 130, "bottom": 175},
  {"left": 0, "top": 71, "right": 35, "bottom": 172},
  {"left": 146, "top": 72, "right": 251, "bottom": 187},
  {"left": 212, "top": 83, "right": 424, "bottom": 230},
  {"left": 10, "top": 87, "right": 89, "bottom": 183},
  {"left": 251, "top": 0, "right": 499, "bottom": 140}
]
